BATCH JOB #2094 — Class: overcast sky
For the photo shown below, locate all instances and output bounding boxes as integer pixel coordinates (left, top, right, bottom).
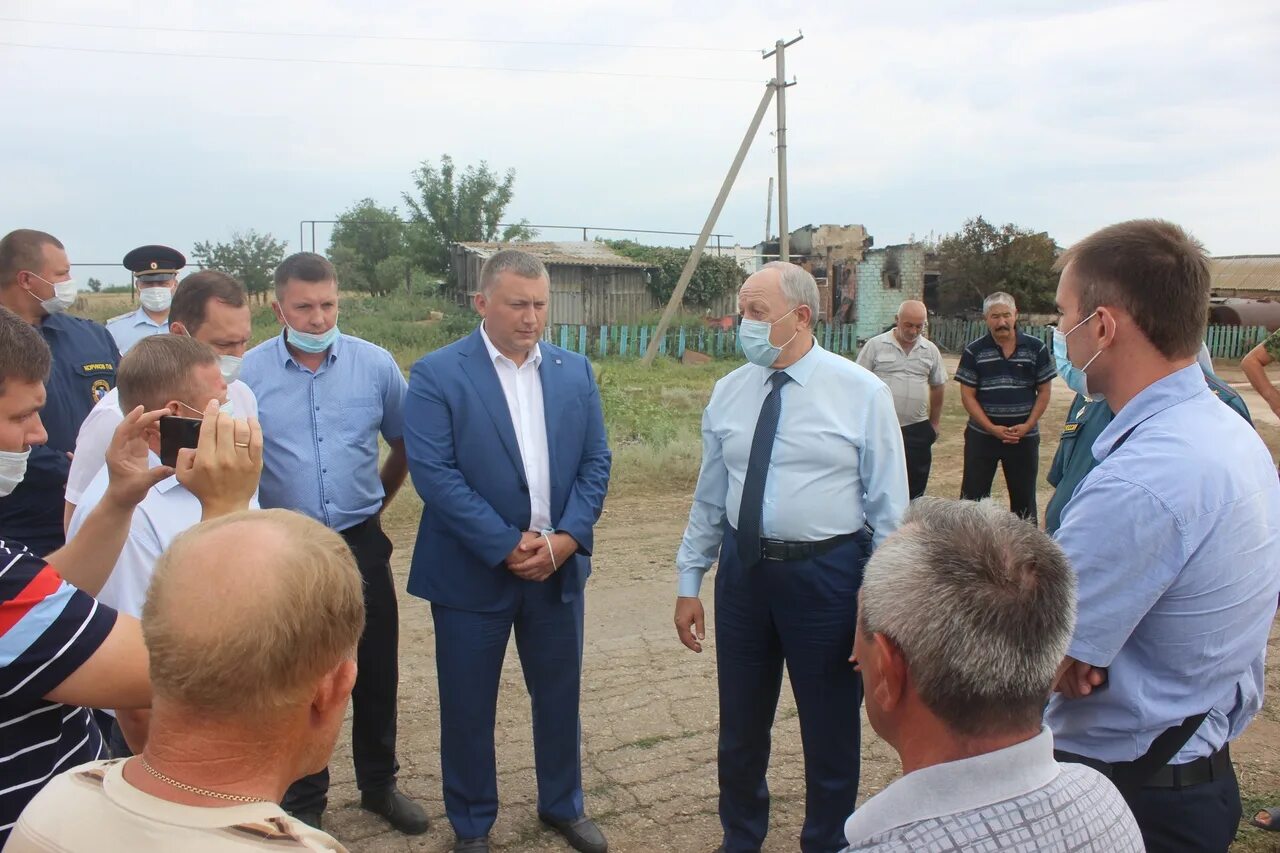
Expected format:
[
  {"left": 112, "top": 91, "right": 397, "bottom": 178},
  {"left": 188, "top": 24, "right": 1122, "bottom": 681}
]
[{"left": 2, "top": 0, "right": 1276, "bottom": 285}]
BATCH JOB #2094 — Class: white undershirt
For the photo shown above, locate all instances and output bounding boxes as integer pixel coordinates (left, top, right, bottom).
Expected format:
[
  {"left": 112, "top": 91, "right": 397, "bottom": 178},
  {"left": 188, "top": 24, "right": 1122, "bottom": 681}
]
[{"left": 480, "top": 322, "right": 551, "bottom": 531}]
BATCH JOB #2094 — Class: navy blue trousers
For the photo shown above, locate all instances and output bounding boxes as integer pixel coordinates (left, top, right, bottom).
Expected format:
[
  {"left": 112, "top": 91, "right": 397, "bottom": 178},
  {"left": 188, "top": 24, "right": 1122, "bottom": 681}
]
[
  {"left": 432, "top": 578, "right": 585, "bottom": 840},
  {"left": 1128, "top": 764, "right": 1241, "bottom": 853},
  {"left": 715, "top": 527, "right": 868, "bottom": 853}
]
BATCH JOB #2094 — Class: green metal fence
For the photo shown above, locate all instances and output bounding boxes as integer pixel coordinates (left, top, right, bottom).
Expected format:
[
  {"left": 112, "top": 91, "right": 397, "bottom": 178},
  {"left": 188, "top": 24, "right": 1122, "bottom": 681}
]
[
  {"left": 927, "top": 318, "right": 1269, "bottom": 359},
  {"left": 546, "top": 320, "right": 1271, "bottom": 360}
]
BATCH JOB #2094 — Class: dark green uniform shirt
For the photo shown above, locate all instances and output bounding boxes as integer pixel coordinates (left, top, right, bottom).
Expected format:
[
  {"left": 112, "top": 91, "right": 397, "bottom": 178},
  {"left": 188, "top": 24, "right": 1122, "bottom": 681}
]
[{"left": 1045, "top": 371, "right": 1252, "bottom": 534}]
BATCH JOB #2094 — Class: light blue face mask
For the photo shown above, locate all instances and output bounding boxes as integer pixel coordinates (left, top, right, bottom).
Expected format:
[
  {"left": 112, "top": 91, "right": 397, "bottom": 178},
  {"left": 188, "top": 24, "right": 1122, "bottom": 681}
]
[
  {"left": 739, "top": 306, "right": 798, "bottom": 367},
  {"left": 1053, "top": 314, "right": 1104, "bottom": 400},
  {"left": 286, "top": 324, "right": 340, "bottom": 354}
]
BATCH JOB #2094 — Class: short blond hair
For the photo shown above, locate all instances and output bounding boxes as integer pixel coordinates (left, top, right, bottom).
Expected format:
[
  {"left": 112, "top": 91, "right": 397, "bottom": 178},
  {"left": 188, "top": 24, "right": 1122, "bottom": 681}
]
[
  {"left": 117, "top": 334, "right": 218, "bottom": 412},
  {"left": 142, "top": 509, "right": 365, "bottom": 715}
]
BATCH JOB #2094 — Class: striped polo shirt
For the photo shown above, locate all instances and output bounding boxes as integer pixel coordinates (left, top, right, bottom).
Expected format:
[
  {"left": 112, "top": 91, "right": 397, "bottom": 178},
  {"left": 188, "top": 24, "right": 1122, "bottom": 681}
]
[
  {"left": 1, "top": 539, "right": 115, "bottom": 843},
  {"left": 955, "top": 331, "right": 1055, "bottom": 435}
]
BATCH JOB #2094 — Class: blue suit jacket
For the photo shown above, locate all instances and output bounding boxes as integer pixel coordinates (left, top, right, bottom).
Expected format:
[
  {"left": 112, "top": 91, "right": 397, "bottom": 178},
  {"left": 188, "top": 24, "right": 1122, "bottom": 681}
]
[{"left": 404, "top": 329, "right": 612, "bottom": 612}]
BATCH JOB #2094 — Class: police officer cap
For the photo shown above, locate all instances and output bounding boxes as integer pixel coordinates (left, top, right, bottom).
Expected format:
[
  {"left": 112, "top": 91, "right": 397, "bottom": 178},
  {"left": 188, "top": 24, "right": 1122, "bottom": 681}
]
[{"left": 123, "top": 245, "right": 186, "bottom": 283}]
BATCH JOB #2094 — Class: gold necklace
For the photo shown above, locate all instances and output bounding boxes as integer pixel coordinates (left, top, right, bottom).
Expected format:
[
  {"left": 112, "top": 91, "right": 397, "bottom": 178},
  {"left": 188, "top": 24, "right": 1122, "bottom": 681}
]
[{"left": 138, "top": 758, "right": 268, "bottom": 804}]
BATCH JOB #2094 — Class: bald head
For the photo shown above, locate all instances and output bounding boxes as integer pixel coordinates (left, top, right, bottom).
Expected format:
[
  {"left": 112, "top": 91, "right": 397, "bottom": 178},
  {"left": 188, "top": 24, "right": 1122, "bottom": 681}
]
[
  {"left": 895, "top": 300, "right": 928, "bottom": 344},
  {"left": 143, "top": 509, "right": 365, "bottom": 717}
]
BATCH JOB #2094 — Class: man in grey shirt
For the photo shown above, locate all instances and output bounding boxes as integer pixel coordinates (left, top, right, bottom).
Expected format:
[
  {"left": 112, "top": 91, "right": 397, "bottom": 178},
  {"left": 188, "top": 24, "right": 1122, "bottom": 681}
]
[
  {"left": 855, "top": 301, "right": 946, "bottom": 498},
  {"left": 844, "top": 498, "right": 1142, "bottom": 852}
]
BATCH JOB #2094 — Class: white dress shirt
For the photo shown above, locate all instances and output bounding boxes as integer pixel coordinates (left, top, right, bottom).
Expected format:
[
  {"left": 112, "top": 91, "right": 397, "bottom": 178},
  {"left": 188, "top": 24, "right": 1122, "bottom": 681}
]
[
  {"left": 480, "top": 322, "right": 551, "bottom": 532},
  {"left": 67, "top": 452, "right": 260, "bottom": 619},
  {"left": 675, "top": 340, "right": 909, "bottom": 597},
  {"left": 65, "top": 381, "right": 259, "bottom": 505}
]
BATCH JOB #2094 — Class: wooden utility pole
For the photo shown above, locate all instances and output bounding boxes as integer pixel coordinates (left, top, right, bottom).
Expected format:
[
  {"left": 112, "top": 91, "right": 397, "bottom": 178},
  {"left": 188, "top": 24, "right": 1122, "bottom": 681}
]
[{"left": 640, "top": 34, "right": 802, "bottom": 367}]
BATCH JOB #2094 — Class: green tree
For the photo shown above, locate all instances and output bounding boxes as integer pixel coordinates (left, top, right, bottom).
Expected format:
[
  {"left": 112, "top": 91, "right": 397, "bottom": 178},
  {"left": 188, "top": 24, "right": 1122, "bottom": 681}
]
[
  {"left": 936, "top": 217, "right": 1059, "bottom": 314},
  {"left": 328, "top": 199, "right": 409, "bottom": 295},
  {"left": 402, "top": 155, "right": 536, "bottom": 272},
  {"left": 86, "top": 277, "right": 103, "bottom": 293},
  {"left": 605, "top": 240, "right": 745, "bottom": 308},
  {"left": 191, "top": 230, "right": 287, "bottom": 301}
]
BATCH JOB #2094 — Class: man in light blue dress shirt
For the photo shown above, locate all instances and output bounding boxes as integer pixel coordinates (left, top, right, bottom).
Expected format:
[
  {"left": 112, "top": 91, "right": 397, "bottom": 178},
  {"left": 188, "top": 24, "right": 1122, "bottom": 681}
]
[
  {"left": 105, "top": 245, "right": 186, "bottom": 354},
  {"left": 674, "top": 262, "right": 908, "bottom": 853},
  {"left": 239, "top": 252, "right": 427, "bottom": 837},
  {"left": 1046, "top": 220, "right": 1280, "bottom": 853}
]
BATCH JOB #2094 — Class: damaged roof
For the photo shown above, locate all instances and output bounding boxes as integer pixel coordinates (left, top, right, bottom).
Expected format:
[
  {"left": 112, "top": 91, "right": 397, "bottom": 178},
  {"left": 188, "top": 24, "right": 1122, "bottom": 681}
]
[{"left": 455, "top": 241, "right": 654, "bottom": 269}]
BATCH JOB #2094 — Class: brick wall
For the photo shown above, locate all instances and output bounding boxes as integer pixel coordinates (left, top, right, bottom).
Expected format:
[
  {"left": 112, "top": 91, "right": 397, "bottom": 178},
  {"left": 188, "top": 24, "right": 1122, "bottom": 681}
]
[{"left": 854, "top": 245, "right": 926, "bottom": 341}]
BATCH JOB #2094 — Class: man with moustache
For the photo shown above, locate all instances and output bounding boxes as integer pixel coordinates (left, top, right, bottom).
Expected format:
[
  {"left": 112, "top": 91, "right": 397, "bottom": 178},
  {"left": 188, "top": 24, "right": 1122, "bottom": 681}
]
[{"left": 955, "top": 292, "right": 1054, "bottom": 522}]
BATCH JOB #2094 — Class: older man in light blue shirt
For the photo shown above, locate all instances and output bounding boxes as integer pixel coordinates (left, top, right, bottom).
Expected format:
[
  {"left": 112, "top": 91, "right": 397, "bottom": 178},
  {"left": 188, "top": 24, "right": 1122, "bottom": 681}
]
[
  {"left": 674, "top": 261, "right": 908, "bottom": 853},
  {"left": 239, "top": 252, "right": 426, "bottom": 837},
  {"left": 1046, "top": 220, "right": 1280, "bottom": 853}
]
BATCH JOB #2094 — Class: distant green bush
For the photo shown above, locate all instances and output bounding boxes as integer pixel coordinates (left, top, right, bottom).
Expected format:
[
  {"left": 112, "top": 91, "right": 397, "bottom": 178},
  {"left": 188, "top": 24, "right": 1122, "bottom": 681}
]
[{"left": 605, "top": 240, "right": 744, "bottom": 308}]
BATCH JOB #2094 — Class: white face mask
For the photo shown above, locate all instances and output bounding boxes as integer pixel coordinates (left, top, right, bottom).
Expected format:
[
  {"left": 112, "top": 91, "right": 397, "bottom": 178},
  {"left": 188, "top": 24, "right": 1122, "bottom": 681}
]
[
  {"left": 219, "top": 355, "right": 243, "bottom": 384},
  {"left": 25, "top": 273, "right": 77, "bottom": 315},
  {"left": 0, "top": 447, "right": 31, "bottom": 497},
  {"left": 139, "top": 286, "right": 173, "bottom": 313}
]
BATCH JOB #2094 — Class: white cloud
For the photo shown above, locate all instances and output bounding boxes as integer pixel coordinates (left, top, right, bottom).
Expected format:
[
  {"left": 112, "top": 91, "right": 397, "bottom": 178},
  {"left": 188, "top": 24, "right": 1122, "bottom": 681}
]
[{"left": 0, "top": 0, "right": 1276, "bottom": 268}]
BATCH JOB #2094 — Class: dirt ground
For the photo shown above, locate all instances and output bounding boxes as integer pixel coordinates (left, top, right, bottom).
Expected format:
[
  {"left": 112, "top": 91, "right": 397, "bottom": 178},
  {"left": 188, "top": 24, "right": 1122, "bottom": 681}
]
[{"left": 317, "top": 358, "right": 1280, "bottom": 853}]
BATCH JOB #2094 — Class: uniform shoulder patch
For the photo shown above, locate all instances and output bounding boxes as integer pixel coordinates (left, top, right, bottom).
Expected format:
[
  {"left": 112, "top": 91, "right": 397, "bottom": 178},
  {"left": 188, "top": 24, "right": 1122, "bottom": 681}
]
[{"left": 105, "top": 311, "right": 134, "bottom": 324}]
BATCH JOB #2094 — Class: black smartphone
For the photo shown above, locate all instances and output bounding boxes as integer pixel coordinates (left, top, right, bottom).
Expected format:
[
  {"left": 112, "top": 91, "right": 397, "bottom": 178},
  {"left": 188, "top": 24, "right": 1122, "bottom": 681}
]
[{"left": 158, "top": 415, "right": 202, "bottom": 467}]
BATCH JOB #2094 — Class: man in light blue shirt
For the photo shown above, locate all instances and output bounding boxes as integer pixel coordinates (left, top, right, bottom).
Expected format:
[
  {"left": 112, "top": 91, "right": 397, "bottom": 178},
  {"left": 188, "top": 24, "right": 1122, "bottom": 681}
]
[
  {"left": 1046, "top": 219, "right": 1280, "bottom": 853},
  {"left": 239, "top": 252, "right": 426, "bottom": 837},
  {"left": 105, "top": 245, "right": 185, "bottom": 354},
  {"left": 674, "top": 262, "right": 908, "bottom": 853}
]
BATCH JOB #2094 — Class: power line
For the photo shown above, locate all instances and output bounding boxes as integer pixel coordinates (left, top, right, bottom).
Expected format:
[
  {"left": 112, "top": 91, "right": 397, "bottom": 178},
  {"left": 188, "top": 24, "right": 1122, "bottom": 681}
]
[
  {"left": 0, "top": 16, "right": 759, "bottom": 53},
  {"left": 0, "top": 41, "right": 760, "bottom": 83}
]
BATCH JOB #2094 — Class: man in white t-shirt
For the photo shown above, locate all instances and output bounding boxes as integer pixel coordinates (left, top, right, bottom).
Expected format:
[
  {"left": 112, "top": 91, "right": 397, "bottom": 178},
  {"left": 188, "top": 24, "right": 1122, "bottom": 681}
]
[
  {"left": 7, "top": 509, "right": 363, "bottom": 853},
  {"left": 68, "top": 335, "right": 259, "bottom": 754},
  {"left": 65, "top": 271, "right": 257, "bottom": 529}
]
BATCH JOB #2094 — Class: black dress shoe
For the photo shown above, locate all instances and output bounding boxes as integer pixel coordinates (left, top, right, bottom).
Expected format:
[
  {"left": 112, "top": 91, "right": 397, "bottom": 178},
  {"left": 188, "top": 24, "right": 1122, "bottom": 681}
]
[
  {"left": 287, "top": 809, "right": 323, "bottom": 830},
  {"left": 454, "top": 837, "right": 490, "bottom": 853},
  {"left": 360, "top": 786, "right": 429, "bottom": 835},
  {"left": 539, "top": 813, "right": 608, "bottom": 853}
]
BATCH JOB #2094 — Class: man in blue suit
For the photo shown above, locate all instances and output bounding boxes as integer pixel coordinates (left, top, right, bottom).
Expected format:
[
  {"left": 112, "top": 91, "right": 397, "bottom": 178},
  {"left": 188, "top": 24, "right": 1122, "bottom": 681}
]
[{"left": 404, "top": 249, "right": 612, "bottom": 853}]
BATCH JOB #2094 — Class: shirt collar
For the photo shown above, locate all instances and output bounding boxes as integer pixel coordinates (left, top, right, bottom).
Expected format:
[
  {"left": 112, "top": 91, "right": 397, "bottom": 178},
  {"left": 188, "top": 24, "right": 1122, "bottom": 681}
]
[
  {"left": 479, "top": 321, "right": 542, "bottom": 368},
  {"left": 132, "top": 309, "right": 167, "bottom": 329},
  {"left": 758, "top": 337, "right": 821, "bottom": 387},
  {"left": 844, "top": 727, "right": 1060, "bottom": 847},
  {"left": 1091, "top": 362, "right": 1206, "bottom": 462}
]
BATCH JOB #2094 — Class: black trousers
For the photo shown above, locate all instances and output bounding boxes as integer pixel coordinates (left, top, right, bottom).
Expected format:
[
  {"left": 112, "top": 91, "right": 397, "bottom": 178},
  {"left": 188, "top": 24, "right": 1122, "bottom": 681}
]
[
  {"left": 900, "top": 420, "right": 937, "bottom": 500},
  {"left": 282, "top": 514, "right": 400, "bottom": 814},
  {"left": 960, "top": 428, "right": 1040, "bottom": 522}
]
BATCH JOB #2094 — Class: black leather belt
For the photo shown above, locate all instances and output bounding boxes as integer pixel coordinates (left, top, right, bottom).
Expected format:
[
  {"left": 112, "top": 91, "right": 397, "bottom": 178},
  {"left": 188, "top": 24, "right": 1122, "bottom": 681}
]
[
  {"left": 759, "top": 532, "right": 858, "bottom": 562},
  {"left": 1055, "top": 744, "right": 1231, "bottom": 790}
]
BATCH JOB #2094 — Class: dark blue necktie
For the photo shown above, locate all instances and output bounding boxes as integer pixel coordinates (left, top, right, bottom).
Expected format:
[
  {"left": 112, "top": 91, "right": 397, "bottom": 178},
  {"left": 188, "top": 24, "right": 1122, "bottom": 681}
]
[{"left": 737, "top": 371, "right": 792, "bottom": 569}]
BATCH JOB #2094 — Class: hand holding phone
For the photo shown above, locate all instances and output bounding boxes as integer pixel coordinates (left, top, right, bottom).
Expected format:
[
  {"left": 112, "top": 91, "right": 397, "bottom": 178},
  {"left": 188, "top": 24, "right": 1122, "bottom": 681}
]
[{"left": 159, "top": 415, "right": 203, "bottom": 468}]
